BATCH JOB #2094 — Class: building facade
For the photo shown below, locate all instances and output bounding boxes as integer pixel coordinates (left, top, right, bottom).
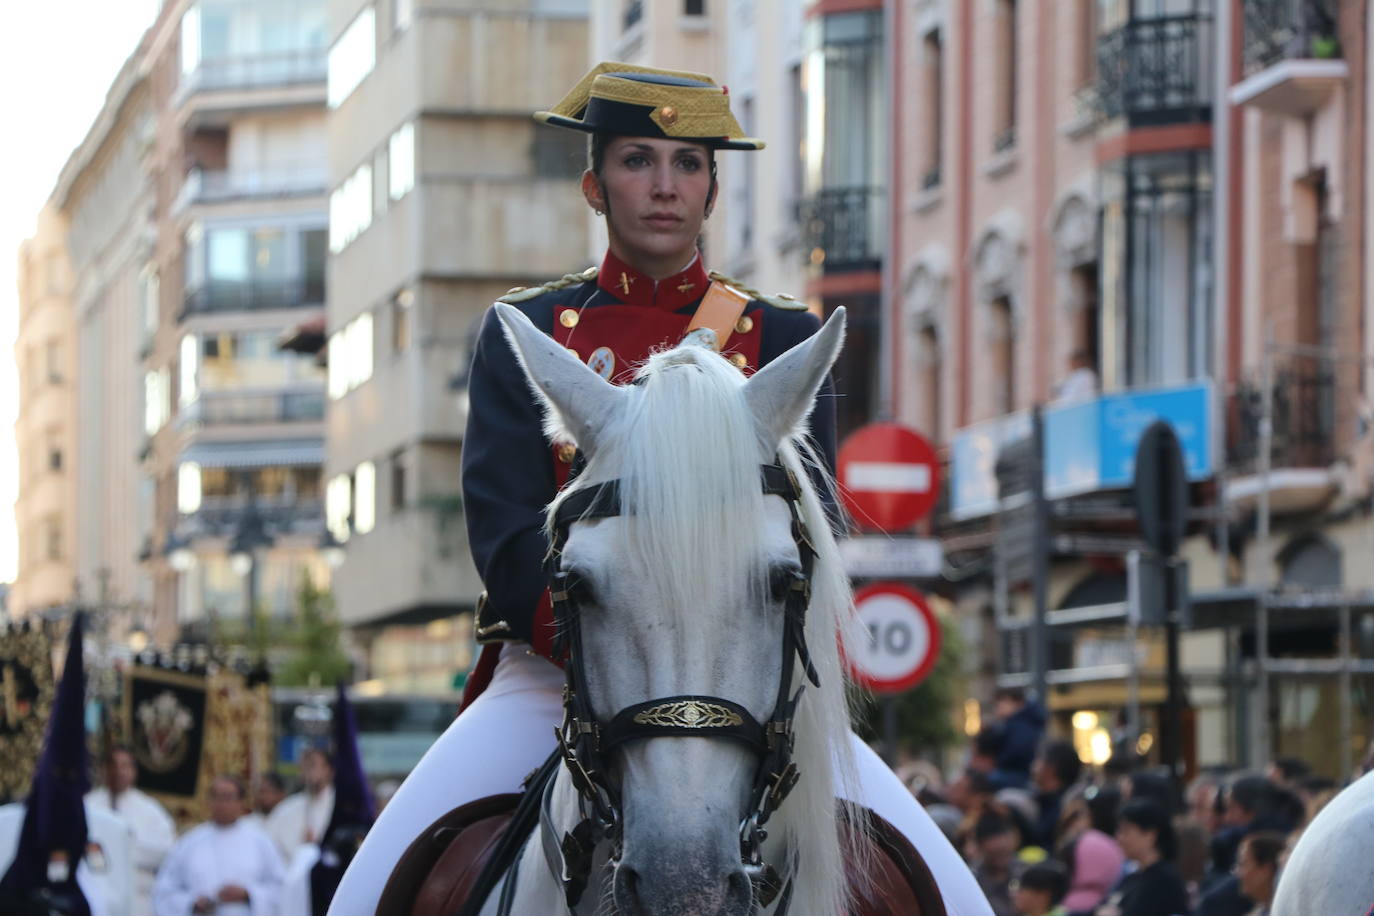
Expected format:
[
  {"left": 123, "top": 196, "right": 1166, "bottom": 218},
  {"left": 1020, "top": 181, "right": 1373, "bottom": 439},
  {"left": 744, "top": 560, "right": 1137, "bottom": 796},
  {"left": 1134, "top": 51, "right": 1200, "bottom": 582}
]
[
  {"left": 139, "top": 0, "right": 334, "bottom": 646},
  {"left": 321, "top": 0, "right": 591, "bottom": 690},
  {"left": 12, "top": 206, "right": 79, "bottom": 621},
  {"left": 900, "top": 0, "right": 1373, "bottom": 779}
]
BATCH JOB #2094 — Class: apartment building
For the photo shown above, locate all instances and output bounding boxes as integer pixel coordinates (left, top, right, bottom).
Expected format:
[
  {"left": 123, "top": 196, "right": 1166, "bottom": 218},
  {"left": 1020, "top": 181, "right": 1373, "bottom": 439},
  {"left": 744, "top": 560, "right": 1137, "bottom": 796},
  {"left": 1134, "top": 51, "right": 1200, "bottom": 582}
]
[
  {"left": 321, "top": 0, "right": 591, "bottom": 690},
  {"left": 12, "top": 206, "right": 79, "bottom": 621},
  {"left": 901, "top": 0, "right": 1373, "bottom": 777},
  {"left": 140, "top": 0, "right": 334, "bottom": 644}
]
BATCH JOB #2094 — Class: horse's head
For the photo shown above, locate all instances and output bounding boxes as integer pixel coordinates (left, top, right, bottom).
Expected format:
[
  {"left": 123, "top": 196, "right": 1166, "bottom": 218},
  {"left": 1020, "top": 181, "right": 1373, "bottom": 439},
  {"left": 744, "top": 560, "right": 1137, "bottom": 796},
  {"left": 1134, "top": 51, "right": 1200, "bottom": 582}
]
[{"left": 496, "top": 304, "right": 855, "bottom": 915}]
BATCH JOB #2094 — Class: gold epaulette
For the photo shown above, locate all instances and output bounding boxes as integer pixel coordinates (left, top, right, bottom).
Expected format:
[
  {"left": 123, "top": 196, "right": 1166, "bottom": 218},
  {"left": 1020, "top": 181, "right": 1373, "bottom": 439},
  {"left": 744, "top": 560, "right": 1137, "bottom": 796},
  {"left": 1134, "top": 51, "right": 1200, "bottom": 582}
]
[
  {"left": 707, "top": 271, "right": 808, "bottom": 311},
  {"left": 498, "top": 266, "right": 599, "bottom": 304}
]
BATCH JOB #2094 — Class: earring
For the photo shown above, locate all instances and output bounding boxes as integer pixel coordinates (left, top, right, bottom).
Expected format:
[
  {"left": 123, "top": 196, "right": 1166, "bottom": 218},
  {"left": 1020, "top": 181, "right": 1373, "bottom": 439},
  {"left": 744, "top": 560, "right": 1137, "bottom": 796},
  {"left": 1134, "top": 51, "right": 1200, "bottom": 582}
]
[{"left": 595, "top": 208, "right": 604, "bottom": 216}]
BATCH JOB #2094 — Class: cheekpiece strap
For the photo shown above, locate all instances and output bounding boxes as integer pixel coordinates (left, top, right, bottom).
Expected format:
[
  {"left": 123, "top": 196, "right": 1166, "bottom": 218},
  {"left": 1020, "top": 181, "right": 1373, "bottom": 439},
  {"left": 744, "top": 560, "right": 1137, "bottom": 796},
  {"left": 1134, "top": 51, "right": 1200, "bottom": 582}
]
[{"left": 600, "top": 695, "right": 768, "bottom": 753}]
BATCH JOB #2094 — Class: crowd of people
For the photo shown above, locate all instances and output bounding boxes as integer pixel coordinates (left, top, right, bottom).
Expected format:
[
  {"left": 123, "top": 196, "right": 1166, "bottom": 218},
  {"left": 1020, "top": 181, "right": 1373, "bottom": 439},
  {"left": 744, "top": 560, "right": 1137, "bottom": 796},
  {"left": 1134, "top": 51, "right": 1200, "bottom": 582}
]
[
  {"left": 85, "top": 745, "right": 382, "bottom": 916},
  {"left": 900, "top": 688, "right": 1356, "bottom": 916}
]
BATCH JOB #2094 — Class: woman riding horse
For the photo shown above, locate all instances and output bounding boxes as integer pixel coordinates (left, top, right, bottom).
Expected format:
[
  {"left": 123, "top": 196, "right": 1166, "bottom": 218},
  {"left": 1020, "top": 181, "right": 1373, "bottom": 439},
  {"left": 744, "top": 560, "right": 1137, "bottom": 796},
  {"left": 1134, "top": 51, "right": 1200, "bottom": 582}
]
[{"left": 330, "top": 62, "right": 991, "bottom": 915}]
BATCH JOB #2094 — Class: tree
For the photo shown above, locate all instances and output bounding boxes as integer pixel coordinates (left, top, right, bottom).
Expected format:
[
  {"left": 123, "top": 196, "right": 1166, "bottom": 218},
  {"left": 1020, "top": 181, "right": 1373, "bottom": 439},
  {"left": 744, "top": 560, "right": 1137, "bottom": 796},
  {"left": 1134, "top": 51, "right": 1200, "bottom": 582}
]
[
  {"left": 853, "top": 611, "right": 966, "bottom": 754},
  {"left": 275, "top": 576, "right": 352, "bottom": 687}
]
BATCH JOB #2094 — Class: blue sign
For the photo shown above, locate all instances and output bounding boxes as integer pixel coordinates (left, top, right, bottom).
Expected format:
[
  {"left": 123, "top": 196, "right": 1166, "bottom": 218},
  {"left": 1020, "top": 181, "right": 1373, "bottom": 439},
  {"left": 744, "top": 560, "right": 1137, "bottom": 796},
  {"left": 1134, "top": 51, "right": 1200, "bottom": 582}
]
[{"left": 949, "top": 382, "right": 1214, "bottom": 518}]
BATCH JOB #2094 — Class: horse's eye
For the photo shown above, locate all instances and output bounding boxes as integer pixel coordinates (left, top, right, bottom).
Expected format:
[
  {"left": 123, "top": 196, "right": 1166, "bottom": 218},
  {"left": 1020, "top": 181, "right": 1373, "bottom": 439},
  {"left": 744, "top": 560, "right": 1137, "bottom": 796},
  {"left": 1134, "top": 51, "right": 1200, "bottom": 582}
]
[
  {"left": 768, "top": 566, "right": 801, "bottom": 602},
  {"left": 564, "top": 571, "right": 596, "bottom": 606}
]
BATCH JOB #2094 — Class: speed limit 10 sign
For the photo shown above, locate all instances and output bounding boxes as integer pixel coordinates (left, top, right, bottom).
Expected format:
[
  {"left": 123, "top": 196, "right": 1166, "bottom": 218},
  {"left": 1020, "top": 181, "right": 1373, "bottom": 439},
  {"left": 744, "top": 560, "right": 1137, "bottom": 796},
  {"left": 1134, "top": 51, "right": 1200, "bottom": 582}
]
[{"left": 845, "top": 582, "right": 942, "bottom": 694}]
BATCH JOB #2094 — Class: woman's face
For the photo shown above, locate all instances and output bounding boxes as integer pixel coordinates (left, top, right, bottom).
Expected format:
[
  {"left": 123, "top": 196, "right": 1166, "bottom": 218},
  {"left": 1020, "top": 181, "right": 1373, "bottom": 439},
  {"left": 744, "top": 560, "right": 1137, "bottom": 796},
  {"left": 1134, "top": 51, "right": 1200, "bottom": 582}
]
[
  {"left": 1115, "top": 820, "right": 1153, "bottom": 862},
  {"left": 584, "top": 136, "right": 713, "bottom": 275}
]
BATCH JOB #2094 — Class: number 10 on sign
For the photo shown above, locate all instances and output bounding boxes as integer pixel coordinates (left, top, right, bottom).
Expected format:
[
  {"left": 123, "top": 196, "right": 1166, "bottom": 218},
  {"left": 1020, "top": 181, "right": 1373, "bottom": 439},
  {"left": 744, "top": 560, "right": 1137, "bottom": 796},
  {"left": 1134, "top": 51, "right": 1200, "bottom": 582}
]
[{"left": 845, "top": 582, "right": 942, "bottom": 694}]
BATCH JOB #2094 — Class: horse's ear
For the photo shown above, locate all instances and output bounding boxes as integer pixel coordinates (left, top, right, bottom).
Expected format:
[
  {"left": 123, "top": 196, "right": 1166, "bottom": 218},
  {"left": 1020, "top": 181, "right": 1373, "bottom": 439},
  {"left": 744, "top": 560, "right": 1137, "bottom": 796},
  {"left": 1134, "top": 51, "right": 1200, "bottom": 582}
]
[
  {"left": 742, "top": 307, "right": 845, "bottom": 449},
  {"left": 493, "top": 303, "right": 626, "bottom": 453}
]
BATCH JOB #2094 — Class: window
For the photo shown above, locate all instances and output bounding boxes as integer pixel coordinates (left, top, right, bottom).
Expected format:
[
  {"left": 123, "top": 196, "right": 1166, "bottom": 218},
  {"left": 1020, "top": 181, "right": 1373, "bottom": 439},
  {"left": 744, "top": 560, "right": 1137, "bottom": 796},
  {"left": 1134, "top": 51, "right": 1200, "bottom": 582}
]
[
  {"left": 178, "top": 462, "right": 203, "bottom": 514},
  {"left": 328, "top": 6, "right": 376, "bottom": 108},
  {"left": 922, "top": 30, "right": 944, "bottom": 187},
  {"left": 388, "top": 122, "right": 415, "bottom": 201},
  {"left": 390, "top": 448, "right": 408, "bottom": 509},
  {"left": 684, "top": 0, "right": 705, "bottom": 15},
  {"left": 327, "top": 473, "right": 352, "bottom": 542},
  {"left": 303, "top": 228, "right": 327, "bottom": 302},
  {"left": 46, "top": 431, "right": 63, "bottom": 473},
  {"left": 532, "top": 129, "right": 585, "bottom": 179},
  {"left": 44, "top": 516, "right": 63, "bottom": 562},
  {"left": 197, "top": 330, "right": 325, "bottom": 392},
  {"left": 327, "top": 312, "right": 374, "bottom": 398},
  {"left": 995, "top": 0, "right": 1018, "bottom": 150},
  {"left": 45, "top": 340, "right": 63, "bottom": 384},
  {"left": 393, "top": 0, "right": 413, "bottom": 33},
  {"left": 991, "top": 296, "right": 1015, "bottom": 414},
  {"left": 329, "top": 162, "right": 374, "bottom": 253},
  {"left": 354, "top": 461, "right": 376, "bottom": 534},
  {"left": 1078, "top": 0, "right": 1098, "bottom": 87},
  {"left": 180, "top": 334, "right": 200, "bottom": 406},
  {"left": 144, "top": 369, "right": 172, "bottom": 435},
  {"left": 140, "top": 266, "right": 160, "bottom": 346},
  {"left": 392, "top": 288, "right": 413, "bottom": 352}
]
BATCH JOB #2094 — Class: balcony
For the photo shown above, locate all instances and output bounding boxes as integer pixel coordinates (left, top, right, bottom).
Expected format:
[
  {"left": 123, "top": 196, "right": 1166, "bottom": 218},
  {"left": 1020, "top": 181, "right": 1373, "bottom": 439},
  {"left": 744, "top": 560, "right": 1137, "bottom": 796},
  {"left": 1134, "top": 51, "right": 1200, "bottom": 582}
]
[
  {"left": 175, "top": 50, "right": 327, "bottom": 129},
  {"left": 175, "top": 496, "right": 324, "bottom": 541},
  {"left": 178, "top": 50, "right": 327, "bottom": 98},
  {"left": 177, "top": 389, "right": 326, "bottom": 430},
  {"left": 174, "top": 164, "right": 329, "bottom": 215},
  {"left": 182, "top": 278, "right": 324, "bottom": 318},
  {"left": 1224, "top": 358, "right": 1341, "bottom": 515},
  {"left": 1231, "top": 0, "right": 1345, "bottom": 117},
  {"left": 1095, "top": 14, "right": 1214, "bottom": 126},
  {"left": 796, "top": 186, "right": 884, "bottom": 272}
]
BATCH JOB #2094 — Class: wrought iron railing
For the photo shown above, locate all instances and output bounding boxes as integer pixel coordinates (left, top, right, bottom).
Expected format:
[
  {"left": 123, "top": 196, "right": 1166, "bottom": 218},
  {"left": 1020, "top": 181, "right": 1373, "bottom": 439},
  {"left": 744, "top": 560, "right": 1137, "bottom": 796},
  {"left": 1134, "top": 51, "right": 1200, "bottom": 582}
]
[
  {"left": 182, "top": 277, "right": 325, "bottom": 316},
  {"left": 795, "top": 185, "right": 885, "bottom": 271},
  {"left": 175, "top": 164, "right": 328, "bottom": 213},
  {"left": 1095, "top": 14, "right": 1213, "bottom": 126},
  {"left": 177, "top": 498, "right": 324, "bottom": 536},
  {"left": 1242, "top": 0, "right": 1341, "bottom": 75},
  {"left": 179, "top": 390, "right": 326, "bottom": 428},
  {"left": 1228, "top": 359, "right": 1339, "bottom": 475},
  {"left": 178, "top": 50, "right": 328, "bottom": 99}
]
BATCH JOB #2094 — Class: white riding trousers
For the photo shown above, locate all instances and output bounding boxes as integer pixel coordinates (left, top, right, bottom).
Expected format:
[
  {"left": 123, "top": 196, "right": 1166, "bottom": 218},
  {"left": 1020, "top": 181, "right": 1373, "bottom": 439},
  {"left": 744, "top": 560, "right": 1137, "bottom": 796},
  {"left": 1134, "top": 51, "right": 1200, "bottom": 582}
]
[{"left": 330, "top": 646, "right": 991, "bottom": 916}]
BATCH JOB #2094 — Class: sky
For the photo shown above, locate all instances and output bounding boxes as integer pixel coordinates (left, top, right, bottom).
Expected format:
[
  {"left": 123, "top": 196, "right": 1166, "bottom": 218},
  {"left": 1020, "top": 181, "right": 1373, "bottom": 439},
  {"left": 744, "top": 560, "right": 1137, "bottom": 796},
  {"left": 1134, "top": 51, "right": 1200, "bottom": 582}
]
[{"left": 0, "top": 0, "right": 160, "bottom": 584}]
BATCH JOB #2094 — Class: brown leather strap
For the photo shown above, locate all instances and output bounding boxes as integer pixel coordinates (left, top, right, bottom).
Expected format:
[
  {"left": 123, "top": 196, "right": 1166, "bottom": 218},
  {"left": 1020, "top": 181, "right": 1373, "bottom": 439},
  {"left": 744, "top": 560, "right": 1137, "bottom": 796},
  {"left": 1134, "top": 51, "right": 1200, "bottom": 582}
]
[
  {"left": 376, "top": 793, "right": 520, "bottom": 916},
  {"left": 683, "top": 280, "right": 751, "bottom": 352}
]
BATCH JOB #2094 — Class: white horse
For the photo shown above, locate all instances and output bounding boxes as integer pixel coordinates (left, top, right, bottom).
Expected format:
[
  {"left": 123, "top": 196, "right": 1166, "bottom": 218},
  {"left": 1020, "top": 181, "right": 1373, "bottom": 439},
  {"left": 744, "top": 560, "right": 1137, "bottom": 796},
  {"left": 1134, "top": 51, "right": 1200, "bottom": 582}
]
[
  {"left": 482, "top": 302, "right": 867, "bottom": 914},
  {"left": 1271, "top": 769, "right": 1374, "bottom": 916}
]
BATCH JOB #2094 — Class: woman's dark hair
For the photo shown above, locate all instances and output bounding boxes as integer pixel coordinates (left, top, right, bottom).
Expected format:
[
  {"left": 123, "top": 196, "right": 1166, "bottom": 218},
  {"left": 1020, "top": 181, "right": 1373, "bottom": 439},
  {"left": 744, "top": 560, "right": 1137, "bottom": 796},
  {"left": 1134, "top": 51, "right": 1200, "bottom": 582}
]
[
  {"left": 1017, "top": 860, "right": 1069, "bottom": 904},
  {"left": 1241, "top": 831, "right": 1286, "bottom": 870},
  {"left": 1038, "top": 739, "right": 1083, "bottom": 788},
  {"left": 1084, "top": 784, "right": 1121, "bottom": 837},
  {"left": 1119, "top": 798, "right": 1177, "bottom": 861},
  {"left": 1128, "top": 768, "right": 1181, "bottom": 815}
]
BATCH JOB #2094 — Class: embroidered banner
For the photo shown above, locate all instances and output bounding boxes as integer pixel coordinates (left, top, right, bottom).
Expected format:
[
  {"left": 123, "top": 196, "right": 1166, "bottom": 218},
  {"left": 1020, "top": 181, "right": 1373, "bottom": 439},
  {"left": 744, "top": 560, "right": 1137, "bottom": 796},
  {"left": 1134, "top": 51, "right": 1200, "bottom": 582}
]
[{"left": 0, "top": 624, "right": 55, "bottom": 804}]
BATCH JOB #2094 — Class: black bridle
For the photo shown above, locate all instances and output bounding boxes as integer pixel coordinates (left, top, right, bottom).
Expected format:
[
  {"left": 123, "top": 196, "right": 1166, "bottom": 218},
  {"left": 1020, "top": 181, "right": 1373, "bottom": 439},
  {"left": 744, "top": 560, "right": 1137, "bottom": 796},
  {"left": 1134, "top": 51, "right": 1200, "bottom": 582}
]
[{"left": 539, "top": 460, "right": 821, "bottom": 912}]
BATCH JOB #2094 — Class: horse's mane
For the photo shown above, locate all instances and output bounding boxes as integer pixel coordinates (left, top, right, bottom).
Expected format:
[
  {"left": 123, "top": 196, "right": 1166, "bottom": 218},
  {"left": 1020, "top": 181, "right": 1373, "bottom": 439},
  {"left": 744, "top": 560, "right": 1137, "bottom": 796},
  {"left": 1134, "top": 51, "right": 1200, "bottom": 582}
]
[{"left": 548, "top": 342, "right": 867, "bottom": 914}]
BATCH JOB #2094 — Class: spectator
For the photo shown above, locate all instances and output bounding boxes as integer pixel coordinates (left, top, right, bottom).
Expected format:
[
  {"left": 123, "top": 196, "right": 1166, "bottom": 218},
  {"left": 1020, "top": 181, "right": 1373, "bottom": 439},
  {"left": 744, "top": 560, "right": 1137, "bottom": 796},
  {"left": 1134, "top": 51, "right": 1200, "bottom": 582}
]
[
  {"left": 1055, "top": 789, "right": 1126, "bottom": 916},
  {"left": 265, "top": 748, "right": 335, "bottom": 864},
  {"left": 1055, "top": 350, "right": 1099, "bottom": 405},
  {"left": 1196, "top": 774, "right": 1298, "bottom": 916},
  {"left": 1015, "top": 860, "right": 1071, "bottom": 916},
  {"left": 1033, "top": 740, "right": 1083, "bottom": 849},
  {"left": 1264, "top": 758, "right": 1310, "bottom": 792},
  {"left": 242, "top": 772, "right": 287, "bottom": 832},
  {"left": 974, "top": 811, "right": 1026, "bottom": 916},
  {"left": 1233, "top": 832, "right": 1283, "bottom": 916},
  {"left": 993, "top": 688, "right": 1048, "bottom": 789},
  {"left": 1124, "top": 770, "right": 1180, "bottom": 817},
  {"left": 152, "top": 775, "right": 283, "bottom": 916},
  {"left": 1096, "top": 799, "right": 1189, "bottom": 916},
  {"left": 86, "top": 744, "right": 176, "bottom": 916}
]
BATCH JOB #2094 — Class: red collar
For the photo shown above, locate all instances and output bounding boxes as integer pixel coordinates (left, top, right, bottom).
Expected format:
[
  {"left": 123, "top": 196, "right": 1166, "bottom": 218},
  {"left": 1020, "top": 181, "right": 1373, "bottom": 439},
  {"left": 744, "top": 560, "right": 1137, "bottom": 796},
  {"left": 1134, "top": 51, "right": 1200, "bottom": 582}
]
[{"left": 597, "top": 250, "right": 710, "bottom": 311}]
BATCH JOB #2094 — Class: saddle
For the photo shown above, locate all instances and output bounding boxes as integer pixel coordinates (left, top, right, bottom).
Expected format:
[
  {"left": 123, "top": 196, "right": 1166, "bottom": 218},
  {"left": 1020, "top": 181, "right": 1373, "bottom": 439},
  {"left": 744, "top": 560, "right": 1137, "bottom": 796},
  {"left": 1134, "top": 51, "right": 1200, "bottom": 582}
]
[{"left": 377, "top": 794, "right": 947, "bottom": 915}]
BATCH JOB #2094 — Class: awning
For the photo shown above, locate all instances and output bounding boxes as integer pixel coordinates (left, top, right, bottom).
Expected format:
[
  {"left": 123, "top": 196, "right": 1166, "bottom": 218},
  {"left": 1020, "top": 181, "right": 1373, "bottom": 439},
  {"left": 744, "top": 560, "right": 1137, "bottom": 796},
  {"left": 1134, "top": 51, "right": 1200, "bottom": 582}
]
[{"left": 178, "top": 438, "right": 324, "bottom": 469}]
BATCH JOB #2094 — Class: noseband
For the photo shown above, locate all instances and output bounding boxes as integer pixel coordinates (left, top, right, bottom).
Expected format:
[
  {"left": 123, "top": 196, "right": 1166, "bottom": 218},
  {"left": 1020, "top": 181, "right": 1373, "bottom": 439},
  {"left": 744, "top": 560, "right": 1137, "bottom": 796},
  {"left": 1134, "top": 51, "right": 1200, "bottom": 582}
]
[{"left": 541, "top": 460, "right": 821, "bottom": 912}]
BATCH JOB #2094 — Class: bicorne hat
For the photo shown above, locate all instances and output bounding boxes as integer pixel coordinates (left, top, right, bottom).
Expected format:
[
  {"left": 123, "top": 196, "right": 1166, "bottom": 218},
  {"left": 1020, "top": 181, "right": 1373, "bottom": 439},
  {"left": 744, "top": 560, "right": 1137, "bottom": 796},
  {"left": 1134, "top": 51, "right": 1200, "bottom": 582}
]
[{"left": 536, "top": 61, "right": 764, "bottom": 151}]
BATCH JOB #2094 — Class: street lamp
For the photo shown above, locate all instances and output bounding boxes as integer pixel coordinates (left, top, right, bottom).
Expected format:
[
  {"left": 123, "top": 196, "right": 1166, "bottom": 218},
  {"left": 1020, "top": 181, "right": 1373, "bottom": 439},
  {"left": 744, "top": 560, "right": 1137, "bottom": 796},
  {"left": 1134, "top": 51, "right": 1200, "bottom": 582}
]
[{"left": 229, "top": 494, "right": 274, "bottom": 639}]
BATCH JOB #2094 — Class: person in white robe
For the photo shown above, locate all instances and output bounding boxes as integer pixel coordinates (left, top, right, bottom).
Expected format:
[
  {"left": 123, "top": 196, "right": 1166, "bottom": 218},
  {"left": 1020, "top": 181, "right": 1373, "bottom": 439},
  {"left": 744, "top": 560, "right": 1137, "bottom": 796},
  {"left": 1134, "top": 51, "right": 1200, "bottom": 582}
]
[
  {"left": 87, "top": 745, "right": 176, "bottom": 916},
  {"left": 152, "top": 776, "right": 282, "bottom": 916},
  {"left": 0, "top": 800, "right": 130, "bottom": 916},
  {"left": 264, "top": 750, "right": 333, "bottom": 865}
]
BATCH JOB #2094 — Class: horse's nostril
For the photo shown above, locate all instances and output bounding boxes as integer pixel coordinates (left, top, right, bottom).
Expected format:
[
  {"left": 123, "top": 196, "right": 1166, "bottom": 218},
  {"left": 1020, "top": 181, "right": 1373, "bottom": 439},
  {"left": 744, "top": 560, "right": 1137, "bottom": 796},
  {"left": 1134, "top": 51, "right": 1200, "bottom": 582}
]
[
  {"left": 615, "top": 863, "right": 643, "bottom": 911},
  {"left": 727, "top": 868, "right": 753, "bottom": 905}
]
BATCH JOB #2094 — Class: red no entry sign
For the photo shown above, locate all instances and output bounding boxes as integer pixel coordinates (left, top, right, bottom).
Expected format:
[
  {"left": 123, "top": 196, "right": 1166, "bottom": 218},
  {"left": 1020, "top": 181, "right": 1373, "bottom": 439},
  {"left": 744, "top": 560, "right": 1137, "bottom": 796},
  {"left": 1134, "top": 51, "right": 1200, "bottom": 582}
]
[
  {"left": 837, "top": 423, "right": 940, "bottom": 532},
  {"left": 845, "top": 582, "right": 941, "bottom": 694}
]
